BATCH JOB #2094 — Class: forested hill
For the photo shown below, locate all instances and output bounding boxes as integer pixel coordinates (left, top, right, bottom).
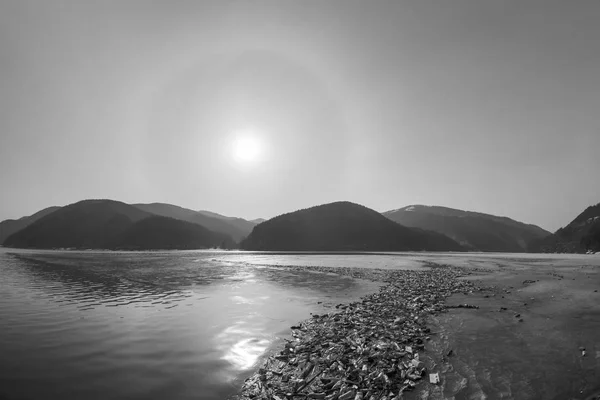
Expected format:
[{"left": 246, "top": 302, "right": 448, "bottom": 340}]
[
  {"left": 530, "top": 202, "right": 600, "bottom": 253},
  {"left": 3, "top": 199, "right": 234, "bottom": 250},
  {"left": 134, "top": 203, "right": 256, "bottom": 242},
  {"left": 241, "top": 201, "right": 464, "bottom": 251},
  {"left": 0, "top": 206, "right": 61, "bottom": 244},
  {"left": 383, "top": 205, "right": 550, "bottom": 252},
  {"left": 112, "top": 216, "right": 234, "bottom": 250}
]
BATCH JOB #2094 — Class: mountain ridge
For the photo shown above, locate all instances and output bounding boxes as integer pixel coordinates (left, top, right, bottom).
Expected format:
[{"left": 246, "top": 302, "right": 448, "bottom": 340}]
[
  {"left": 3, "top": 199, "right": 234, "bottom": 250},
  {"left": 197, "top": 210, "right": 257, "bottom": 238},
  {"left": 133, "top": 203, "right": 255, "bottom": 242},
  {"left": 0, "top": 206, "right": 61, "bottom": 244},
  {"left": 530, "top": 202, "right": 600, "bottom": 253},
  {"left": 5, "top": 199, "right": 593, "bottom": 253},
  {"left": 383, "top": 204, "right": 550, "bottom": 252},
  {"left": 241, "top": 201, "right": 464, "bottom": 251}
]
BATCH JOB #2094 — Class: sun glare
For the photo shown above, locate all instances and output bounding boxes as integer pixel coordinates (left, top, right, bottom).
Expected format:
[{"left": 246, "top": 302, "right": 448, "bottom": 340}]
[{"left": 232, "top": 131, "right": 262, "bottom": 163}]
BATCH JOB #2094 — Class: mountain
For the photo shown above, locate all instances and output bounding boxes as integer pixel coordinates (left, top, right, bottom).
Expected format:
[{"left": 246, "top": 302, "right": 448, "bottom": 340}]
[
  {"left": 197, "top": 210, "right": 257, "bottom": 238},
  {"left": 240, "top": 201, "right": 464, "bottom": 251},
  {"left": 0, "top": 206, "right": 61, "bottom": 244},
  {"left": 383, "top": 205, "right": 550, "bottom": 252},
  {"left": 114, "top": 216, "right": 234, "bottom": 250},
  {"left": 3, "top": 199, "right": 233, "bottom": 250},
  {"left": 530, "top": 203, "right": 600, "bottom": 253},
  {"left": 251, "top": 218, "right": 266, "bottom": 224},
  {"left": 133, "top": 203, "right": 253, "bottom": 242},
  {"left": 4, "top": 200, "right": 151, "bottom": 249}
]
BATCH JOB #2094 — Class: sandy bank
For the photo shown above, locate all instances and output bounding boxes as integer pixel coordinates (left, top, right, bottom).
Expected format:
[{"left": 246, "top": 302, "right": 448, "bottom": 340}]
[
  {"left": 233, "top": 255, "right": 600, "bottom": 399},
  {"left": 422, "top": 259, "right": 600, "bottom": 399}
]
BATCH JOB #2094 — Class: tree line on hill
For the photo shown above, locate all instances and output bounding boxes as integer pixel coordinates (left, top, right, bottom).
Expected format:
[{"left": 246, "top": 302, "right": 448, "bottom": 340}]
[{"left": 1, "top": 199, "right": 598, "bottom": 253}]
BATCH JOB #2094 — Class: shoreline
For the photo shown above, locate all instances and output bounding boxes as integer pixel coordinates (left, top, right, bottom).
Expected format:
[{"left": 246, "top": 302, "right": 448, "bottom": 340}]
[{"left": 234, "top": 263, "right": 482, "bottom": 400}]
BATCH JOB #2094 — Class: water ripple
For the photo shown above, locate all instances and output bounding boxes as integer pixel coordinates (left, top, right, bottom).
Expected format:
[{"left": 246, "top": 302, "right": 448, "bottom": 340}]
[{"left": 0, "top": 249, "right": 379, "bottom": 400}]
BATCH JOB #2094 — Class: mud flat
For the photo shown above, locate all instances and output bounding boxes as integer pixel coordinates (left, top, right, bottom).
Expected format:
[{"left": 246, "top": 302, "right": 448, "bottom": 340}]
[
  {"left": 234, "top": 255, "right": 600, "bottom": 400},
  {"left": 421, "top": 256, "right": 600, "bottom": 400},
  {"left": 234, "top": 264, "right": 482, "bottom": 400}
]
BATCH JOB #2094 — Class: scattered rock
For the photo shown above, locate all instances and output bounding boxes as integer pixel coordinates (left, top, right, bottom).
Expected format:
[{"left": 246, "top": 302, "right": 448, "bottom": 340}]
[{"left": 235, "top": 265, "right": 479, "bottom": 399}]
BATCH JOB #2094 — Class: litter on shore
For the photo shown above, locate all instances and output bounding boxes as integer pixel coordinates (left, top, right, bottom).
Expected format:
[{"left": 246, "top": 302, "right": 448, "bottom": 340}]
[{"left": 235, "top": 264, "right": 481, "bottom": 400}]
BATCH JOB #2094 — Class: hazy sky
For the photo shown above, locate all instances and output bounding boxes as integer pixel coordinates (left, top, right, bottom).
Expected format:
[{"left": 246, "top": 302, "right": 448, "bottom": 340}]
[{"left": 1, "top": 1, "right": 599, "bottom": 231}]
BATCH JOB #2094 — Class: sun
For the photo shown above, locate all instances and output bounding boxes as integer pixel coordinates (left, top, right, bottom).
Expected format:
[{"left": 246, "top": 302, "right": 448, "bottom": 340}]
[{"left": 232, "top": 131, "right": 262, "bottom": 163}]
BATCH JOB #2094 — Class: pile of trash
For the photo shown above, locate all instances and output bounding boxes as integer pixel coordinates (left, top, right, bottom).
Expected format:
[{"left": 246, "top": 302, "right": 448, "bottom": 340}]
[{"left": 236, "top": 265, "right": 479, "bottom": 400}]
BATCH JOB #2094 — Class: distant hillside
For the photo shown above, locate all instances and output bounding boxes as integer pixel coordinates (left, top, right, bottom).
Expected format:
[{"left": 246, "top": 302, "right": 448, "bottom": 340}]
[
  {"left": 241, "top": 201, "right": 464, "bottom": 251},
  {"left": 383, "top": 205, "right": 550, "bottom": 252},
  {"left": 3, "top": 199, "right": 233, "bottom": 250},
  {"left": 0, "top": 206, "right": 61, "bottom": 244},
  {"left": 530, "top": 203, "right": 600, "bottom": 253},
  {"left": 4, "top": 200, "right": 150, "bottom": 249},
  {"left": 197, "top": 210, "right": 257, "bottom": 238},
  {"left": 133, "top": 203, "right": 253, "bottom": 242},
  {"left": 114, "top": 216, "right": 234, "bottom": 250},
  {"left": 251, "top": 218, "right": 266, "bottom": 224}
]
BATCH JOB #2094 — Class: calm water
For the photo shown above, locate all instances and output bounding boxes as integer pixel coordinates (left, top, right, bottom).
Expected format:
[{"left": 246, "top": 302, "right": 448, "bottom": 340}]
[
  {"left": 0, "top": 249, "right": 381, "bottom": 400},
  {"left": 3, "top": 249, "right": 599, "bottom": 400}
]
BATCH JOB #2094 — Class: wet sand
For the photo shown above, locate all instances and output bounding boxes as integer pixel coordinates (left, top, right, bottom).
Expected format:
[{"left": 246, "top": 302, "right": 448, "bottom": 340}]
[
  {"left": 422, "top": 256, "right": 600, "bottom": 400},
  {"left": 234, "top": 254, "right": 600, "bottom": 400}
]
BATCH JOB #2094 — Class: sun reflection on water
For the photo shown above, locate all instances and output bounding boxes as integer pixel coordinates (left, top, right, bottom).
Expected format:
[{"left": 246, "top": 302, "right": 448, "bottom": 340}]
[
  {"left": 231, "top": 295, "right": 253, "bottom": 304},
  {"left": 217, "top": 324, "right": 270, "bottom": 370},
  {"left": 225, "top": 337, "right": 270, "bottom": 370}
]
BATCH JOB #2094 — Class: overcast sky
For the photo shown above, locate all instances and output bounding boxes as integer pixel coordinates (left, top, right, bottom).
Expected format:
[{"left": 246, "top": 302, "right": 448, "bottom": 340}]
[{"left": 1, "top": 0, "right": 599, "bottom": 231}]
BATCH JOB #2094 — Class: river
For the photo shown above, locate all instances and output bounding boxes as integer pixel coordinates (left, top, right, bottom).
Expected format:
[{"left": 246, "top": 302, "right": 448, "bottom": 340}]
[
  {"left": 2, "top": 249, "right": 599, "bottom": 400},
  {"left": 0, "top": 249, "right": 384, "bottom": 400}
]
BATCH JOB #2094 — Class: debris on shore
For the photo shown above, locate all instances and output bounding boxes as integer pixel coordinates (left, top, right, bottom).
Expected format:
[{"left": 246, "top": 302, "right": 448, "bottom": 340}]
[
  {"left": 235, "top": 265, "right": 481, "bottom": 400},
  {"left": 447, "top": 303, "right": 479, "bottom": 309}
]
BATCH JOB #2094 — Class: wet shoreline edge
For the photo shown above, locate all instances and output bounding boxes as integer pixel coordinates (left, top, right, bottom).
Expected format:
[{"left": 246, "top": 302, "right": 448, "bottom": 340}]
[{"left": 233, "top": 263, "right": 482, "bottom": 400}]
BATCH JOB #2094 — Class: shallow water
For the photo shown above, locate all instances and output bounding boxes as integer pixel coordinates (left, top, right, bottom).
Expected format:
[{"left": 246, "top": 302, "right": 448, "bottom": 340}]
[
  {"left": 2, "top": 249, "right": 599, "bottom": 400},
  {"left": 0, "top": 249, "right": 381, "bottom": 400}
]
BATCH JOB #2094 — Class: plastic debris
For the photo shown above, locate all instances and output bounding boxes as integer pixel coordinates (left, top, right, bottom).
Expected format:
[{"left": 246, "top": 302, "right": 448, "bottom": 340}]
[
  {"left": 234, "top": 264, "right": 480, "bottom": 400},
  {"left": 429, "top": 373, "right": 440, "bottom": 384}
]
